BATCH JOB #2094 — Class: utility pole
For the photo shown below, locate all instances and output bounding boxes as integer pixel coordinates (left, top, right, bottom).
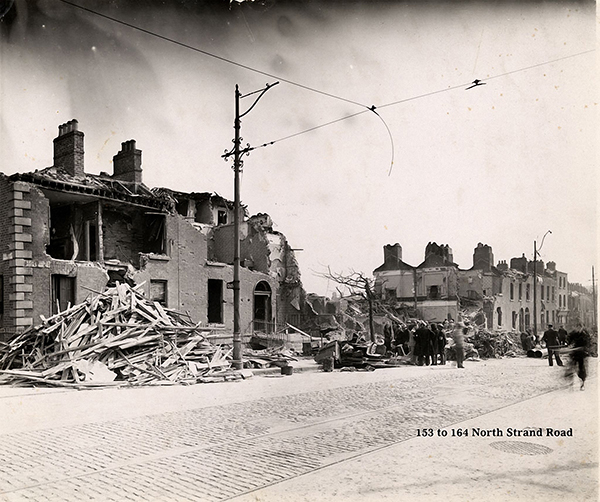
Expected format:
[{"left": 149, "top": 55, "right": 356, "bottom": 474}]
[
  {"left": 532, "top": 230, "right": 551, "bottom": 341},
  {"left": 592, "top": 266, "right": 597, "bottom": 330},
  {"left": 533, "top": 240, "right": 537, "bottom": 340},
  {"left": 223, "top": 82, "right": 279, "bottom": 370}
]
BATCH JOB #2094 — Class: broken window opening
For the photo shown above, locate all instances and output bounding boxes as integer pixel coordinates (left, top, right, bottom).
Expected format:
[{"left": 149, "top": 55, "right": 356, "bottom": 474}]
[
  {"left": 84, "top": 220, "right": 98, "bottom": 261},
  {"left": 207, "top": 279, "right": 223, "bottom": 324},
  {"left": 47, "top": 205, "right": 78, "bottom": 260},
  {"left": 102, "top": 208, "right": 167, "bottom": 265},
  {"left": 144, "top": 213, "right": 167, "bottom": 255},
  {"left": 51, "top": 275, "right": 75, "bottom": 315},
  {"left": 428, "top": 285, "right": 439, "bottom": 299},
  {"left": 46, "top": 198, "right": 101, "bottom": 263},
  {"left": 496, "top": 307, "right": 502, "bottom": 327},
  {"left": 150, "top": 280, "right": 168, "bottom": 307},
  {"left": 217, "top": 209, "right": 228, "bottom": 226},
  {"left": 175, "top": 199, "right": 189, "bottom": 217}
]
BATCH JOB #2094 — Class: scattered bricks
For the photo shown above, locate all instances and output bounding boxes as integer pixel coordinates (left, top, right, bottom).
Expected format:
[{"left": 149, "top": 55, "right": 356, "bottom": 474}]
[
  {"left": 12, "top": 217, "right": 32, "bottom": 227},
  {"left": 12, "top": 200, "right": 32, "bottom": 210},
  {"left": 13, "top": 233, "right": 33, "bottom": 242}
]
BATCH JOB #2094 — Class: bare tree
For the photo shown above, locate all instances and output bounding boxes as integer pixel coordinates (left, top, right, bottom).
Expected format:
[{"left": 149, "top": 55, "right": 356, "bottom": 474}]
[{"left": 319, "top": 267, "right": 376, "bottom": 342}]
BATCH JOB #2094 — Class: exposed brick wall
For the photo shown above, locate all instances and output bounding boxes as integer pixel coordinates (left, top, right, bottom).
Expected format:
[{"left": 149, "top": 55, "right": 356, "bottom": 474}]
[
  {"left": 134, "top": 214, "right": 276, "bottom": 333},
  {"left": 210, "top": 223, "right": 271, "bottom": 274}
]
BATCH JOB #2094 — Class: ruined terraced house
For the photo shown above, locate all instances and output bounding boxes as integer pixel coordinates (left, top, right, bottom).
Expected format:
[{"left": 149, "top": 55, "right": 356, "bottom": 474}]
[{"left": 0, "top": 120, "right": 303, "bottom": 342}]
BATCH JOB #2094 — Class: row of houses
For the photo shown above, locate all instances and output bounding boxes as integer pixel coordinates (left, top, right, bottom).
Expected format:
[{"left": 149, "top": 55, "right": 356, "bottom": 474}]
[
  {"left": 0, "top": 120, "right": 307, "bottom": 342},
  {"left": 373, "top": 242, "right": 596, "bottom": 333},
  {"left": 1, "top": 120, "right": 595, "bottom": 342}
]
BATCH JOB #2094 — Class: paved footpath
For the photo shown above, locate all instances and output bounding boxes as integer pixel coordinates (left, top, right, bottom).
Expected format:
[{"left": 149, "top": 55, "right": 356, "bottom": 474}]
[{"left": 0, "top": 357, "right": 596, "bottom": 502}]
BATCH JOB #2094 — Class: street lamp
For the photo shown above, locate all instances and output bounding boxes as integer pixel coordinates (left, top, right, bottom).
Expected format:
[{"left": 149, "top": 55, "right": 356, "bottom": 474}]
[{"left": 533, "top": 230, "right": 552, "bottom": 341}]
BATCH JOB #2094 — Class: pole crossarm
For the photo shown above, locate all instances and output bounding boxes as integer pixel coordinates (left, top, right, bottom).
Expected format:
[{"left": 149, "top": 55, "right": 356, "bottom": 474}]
[{"left": 222, "top": 82, "right": 279, "bottom": 161}]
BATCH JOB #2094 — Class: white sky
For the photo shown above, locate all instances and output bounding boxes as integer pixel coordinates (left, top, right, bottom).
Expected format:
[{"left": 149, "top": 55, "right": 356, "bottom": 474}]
[{"left": 0, "top": 0, "right": 597, "bottom": 296}]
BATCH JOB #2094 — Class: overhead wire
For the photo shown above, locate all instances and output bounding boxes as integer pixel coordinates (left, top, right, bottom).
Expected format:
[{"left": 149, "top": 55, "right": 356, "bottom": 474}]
[
  {"left": 56, "top": 0, "right": 369, "bottom": 109},
  {"left": 57, "top": 0, "right": 594, "bottom": 175},
  {"left": 253, "top": 48, "right": 594, "bottom": 151}
]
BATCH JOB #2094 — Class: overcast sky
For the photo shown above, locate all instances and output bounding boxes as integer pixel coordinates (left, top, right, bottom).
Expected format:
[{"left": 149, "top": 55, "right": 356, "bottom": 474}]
[{"left": 0, "top": 0, "right": 596, "bottom": 296}]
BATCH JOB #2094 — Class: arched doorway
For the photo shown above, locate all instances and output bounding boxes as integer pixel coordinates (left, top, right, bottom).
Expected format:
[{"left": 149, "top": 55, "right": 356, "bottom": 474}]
[{"left": 253, "top": 281, "right": 273, "bottom": 333}]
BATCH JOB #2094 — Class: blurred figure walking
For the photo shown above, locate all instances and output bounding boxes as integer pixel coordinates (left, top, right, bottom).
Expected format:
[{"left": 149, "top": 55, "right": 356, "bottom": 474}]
[{"left": 565, "top": 326, "right": 591, "bottom": 390}]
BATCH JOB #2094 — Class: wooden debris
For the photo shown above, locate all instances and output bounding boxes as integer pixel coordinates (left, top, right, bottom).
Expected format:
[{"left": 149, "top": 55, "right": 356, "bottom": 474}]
[{"left": 0, "top": 282, "right": 242, "bottom": 388}]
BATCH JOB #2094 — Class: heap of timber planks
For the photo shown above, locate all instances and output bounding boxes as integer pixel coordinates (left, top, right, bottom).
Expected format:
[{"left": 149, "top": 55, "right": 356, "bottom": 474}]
[{"left": 0, "top": 283, "right": 239, "bottom": 388}]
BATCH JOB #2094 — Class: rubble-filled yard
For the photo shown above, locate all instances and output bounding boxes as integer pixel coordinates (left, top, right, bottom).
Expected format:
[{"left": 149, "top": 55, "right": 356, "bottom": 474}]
[{"left": 0, "top": 283, "right": 253, "bottom": 388}]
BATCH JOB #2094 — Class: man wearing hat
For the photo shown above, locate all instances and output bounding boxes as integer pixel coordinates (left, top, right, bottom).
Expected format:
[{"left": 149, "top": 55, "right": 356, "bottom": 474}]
[{"left": 542, "top": 324, "right": 563, "bottom": 367}]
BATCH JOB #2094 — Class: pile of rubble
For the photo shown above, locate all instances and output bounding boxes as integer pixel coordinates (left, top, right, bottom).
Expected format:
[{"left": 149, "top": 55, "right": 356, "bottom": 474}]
[
  {"left": 0, "top": 283, "right": 241, "bottom": 388},
  {"left": 466, "top": 329, "right": 521, "bottom": 359}
]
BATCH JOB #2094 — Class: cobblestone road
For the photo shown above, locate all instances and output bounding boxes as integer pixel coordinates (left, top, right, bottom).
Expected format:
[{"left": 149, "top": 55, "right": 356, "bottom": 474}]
[{"left": 0, "top": 359, "right": 578, "bottom": 502}]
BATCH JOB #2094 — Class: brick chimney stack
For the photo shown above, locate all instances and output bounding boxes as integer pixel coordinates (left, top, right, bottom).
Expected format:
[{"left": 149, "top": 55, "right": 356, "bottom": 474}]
[
  {"left": 53, "top": 119, "right": 85, "bottom": 177},
  {"left": 113, "top": 140, "right": 142, "bottom": 184},
  {"left": 473, "top": 243, "right": 494, "bottom": 272},
  {"left": 383, "top": 243, "right": 402, "bottom": 264}
]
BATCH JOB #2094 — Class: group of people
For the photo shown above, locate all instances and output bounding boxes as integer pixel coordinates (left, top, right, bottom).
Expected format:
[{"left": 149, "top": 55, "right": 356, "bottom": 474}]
[
  {"left": 541, "top": 323, "right": 591, "bottom": 390},
  {"left": 383, "top": 319, "right": 469, "bottom": 368}
]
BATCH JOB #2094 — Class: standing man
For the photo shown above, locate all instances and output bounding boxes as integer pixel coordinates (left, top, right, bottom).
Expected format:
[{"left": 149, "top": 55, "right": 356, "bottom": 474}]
[
  {"left": 558, "top": 325, "right": 568, "bottom": 346},
  {"left": 453, "top": 322, "right": 466, "bottom": 369},
  {"left": 542, "top": 324, "right": 563, "bottom": 366},
  {"left": 432, "top": 323, "right": 447, "bottom": 365}
]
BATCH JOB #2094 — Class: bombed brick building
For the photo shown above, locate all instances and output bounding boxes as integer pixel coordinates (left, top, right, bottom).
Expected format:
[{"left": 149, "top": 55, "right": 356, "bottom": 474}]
[
  {"left": 373, "top": 242, "right": 460, "bottom": 322},
  {"left": 0, "top": 120, "right": 303, "bottom": 341},
  {"left": 374, "top": 241, "right": 576, "bottom": 332}
]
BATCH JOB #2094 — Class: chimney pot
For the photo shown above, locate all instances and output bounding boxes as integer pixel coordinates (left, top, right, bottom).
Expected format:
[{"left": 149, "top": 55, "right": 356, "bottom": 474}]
[
  {"left": 113, "top": 139, "right": 142, "bottom": 184},
  {"left": 54, "top": 119, "right": 85, "bottom": 177}
]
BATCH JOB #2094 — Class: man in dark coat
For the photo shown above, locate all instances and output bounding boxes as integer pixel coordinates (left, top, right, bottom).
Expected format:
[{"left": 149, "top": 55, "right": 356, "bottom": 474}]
[
  {"left": 431, "top": 324, "right": 447, "bottom": 365},
  {"left": 415, "top": 322, "right": 433, "bottom": 366},
  {"left": 542, "top": 324, "right": 563, "bottom": 366},
  {"left": 566, "top": 326, "right": 590, "bottom": 390},
  {"left": 558, "top": 325, "right": 568, "bottom": 346}
]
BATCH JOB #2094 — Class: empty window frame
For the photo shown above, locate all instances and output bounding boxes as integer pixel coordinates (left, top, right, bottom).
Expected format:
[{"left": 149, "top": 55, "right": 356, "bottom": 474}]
[
  {"left": 150, "top": 280, "right": 168, "bottom": 307},
  {"left": 51, "top": 275, "right": 75, "bottom": 315}
]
